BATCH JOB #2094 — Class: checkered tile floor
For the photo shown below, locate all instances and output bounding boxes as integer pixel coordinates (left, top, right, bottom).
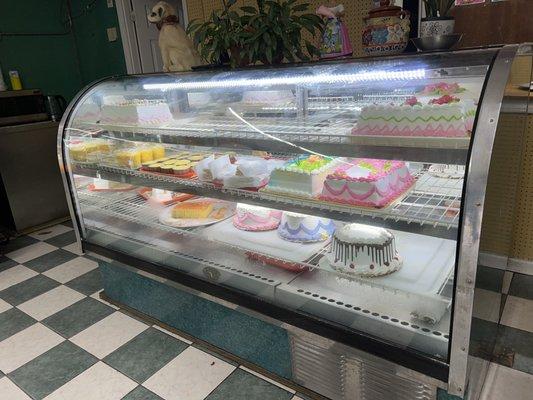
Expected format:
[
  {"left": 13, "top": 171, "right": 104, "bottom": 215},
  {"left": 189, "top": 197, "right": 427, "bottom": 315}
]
[{"left": 0, "top": 222, "right": 305, "bottom": 400}]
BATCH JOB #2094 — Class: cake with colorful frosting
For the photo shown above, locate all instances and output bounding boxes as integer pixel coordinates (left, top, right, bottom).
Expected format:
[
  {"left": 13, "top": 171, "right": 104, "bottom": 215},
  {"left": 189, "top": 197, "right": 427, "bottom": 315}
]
[
  {"left": 263, "top": 155, "right": 339, "bottom": 197},
  {"left": 321, "top": 159, "right": 414, "bottom": 208},
  {"left": 418, "top": 82, "right": 465, "bottom": 96},
  {"left": 352, "top": 95, "right": 476, "bottom": 137},
  {"left": 278, "top": 212, "right": 336, "bottom": 243},
  {"left": 233, "top": 204, "right": 282, "bottom": 231},
  {"left": 326, "top": 223, "right": 402, "bottom": 277},
  {"left": 101, "top": 100, "right": 173, "bottom": 125}
]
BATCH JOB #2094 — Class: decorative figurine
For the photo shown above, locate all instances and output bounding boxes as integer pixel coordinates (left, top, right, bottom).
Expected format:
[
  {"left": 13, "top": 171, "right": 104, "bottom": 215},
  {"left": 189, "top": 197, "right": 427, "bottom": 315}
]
[
  {"left": 316, "top": 4, "right": 353, "bottom": 59},
  {"left": 147, "top": 1, "right": 202, "bottom": 72}
]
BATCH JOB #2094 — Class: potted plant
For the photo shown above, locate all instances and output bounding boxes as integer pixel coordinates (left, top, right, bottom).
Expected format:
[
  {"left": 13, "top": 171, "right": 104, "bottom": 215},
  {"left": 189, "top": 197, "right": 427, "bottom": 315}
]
[
  {"left": 239, "top": 0, "right": 324, "bottom": 65},
  {"left": 420, "top": 0, "right": 455, "bottom": 37},
  {"left": 186, "top": 0, "right": 247, "bottom": 67}
]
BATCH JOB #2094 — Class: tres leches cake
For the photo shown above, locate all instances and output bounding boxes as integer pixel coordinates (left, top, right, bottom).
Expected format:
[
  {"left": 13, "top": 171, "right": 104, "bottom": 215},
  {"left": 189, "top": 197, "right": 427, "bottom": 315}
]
[
  {"left": 321, "top": 159, "right": 414, "bottom": 208},
  {"left": 233, "top": 204, "right": 282, "bottom": 231},
  {"left": 352, "top": 95, "right": 475, "bottom": 137},
  {"left": 101, "top": 99, "right": 173, "bottom": 125},
  {"left": 278, "top": 212, "right": 336, "bottom": 243},
  {"left": 263, "top": 155, "right": 338, "bottom": 197},
  {"left": 171, "top": 201, "right": 213, "bottom": 219},
  {"left": 326, "top": 223, "right": 402, "bottom": 277}
]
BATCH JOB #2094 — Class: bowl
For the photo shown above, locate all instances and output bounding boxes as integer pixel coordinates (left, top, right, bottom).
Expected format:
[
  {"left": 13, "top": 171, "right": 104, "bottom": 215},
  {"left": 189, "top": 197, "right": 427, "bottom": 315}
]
[{"left": 411, "top": 34, "right": 462, "bottom": 52}]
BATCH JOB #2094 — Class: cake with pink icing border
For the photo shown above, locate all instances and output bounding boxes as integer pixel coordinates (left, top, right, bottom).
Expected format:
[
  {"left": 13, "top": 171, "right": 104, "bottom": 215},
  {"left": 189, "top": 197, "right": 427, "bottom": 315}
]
[
  {"left": 101, "top": 99, "right": 173, "bottom": 125},
  {"left": 233, "top": 204, "right": 282, "bottom": 231},
  {"left": 352, "top": 95, "right": 476, "bottom": 137},
  {"left": 320, "top": 158, "right": 414, "bottom": 208}
]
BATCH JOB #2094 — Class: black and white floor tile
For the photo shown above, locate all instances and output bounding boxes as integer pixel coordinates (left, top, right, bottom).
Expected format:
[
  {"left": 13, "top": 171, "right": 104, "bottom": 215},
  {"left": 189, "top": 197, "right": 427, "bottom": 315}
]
[{"left": 0, "top": 222, "right": 303, "bottom": 400}]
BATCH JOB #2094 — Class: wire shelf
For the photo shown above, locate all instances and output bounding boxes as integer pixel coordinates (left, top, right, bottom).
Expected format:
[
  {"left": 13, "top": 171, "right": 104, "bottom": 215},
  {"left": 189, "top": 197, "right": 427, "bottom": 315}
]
[{"left": 73, "top": 163, "right": 463, "bottom": 239}]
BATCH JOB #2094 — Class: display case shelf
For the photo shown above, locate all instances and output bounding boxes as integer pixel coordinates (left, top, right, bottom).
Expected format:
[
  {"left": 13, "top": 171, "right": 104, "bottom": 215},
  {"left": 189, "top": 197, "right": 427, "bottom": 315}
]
[
  {"left": 72, "top": 111, "right": 470, "bottom": 164},
  {"left": 72, "top": 163, "right": 461, "bottom": 239}
]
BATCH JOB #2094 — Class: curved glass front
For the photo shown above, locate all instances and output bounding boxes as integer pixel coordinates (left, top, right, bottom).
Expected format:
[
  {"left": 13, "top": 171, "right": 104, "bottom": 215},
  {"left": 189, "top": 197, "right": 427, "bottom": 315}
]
[{"left": 61, "top": 49, "right": 498, "bottom": 362}]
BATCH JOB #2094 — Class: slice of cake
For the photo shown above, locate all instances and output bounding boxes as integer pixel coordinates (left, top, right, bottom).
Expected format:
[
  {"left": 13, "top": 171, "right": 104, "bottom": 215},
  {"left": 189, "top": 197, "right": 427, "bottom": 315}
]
[
  {"left": 321, "top": 159, "right": 414, "bottom": 208},
  {"left": 233, "top": 204, "right": 282, "bottom": 231},
  {"left": 326, "top": 223, "right": 402, "bottom": 277},
  {"left": 352, "top": 95, "right": 475, "bottom": 137},
  {"left": 101, "top": 99, "right": 173, "bottom": 125},
  {"left": 277, "top": 212, "right": 336, "bottom": 243},
  {"left": 263, "top": 155, "right": 338, "bottom": 197},
  {"left": 171, "top": 201, "right": 213, "bottom": 219}
]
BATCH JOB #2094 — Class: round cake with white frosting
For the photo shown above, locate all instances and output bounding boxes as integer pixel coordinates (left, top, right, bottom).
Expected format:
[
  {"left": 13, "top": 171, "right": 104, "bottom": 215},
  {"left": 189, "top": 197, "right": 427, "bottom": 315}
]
[
  {"left": 277, "top": 212, "right": 335, "bottom": 243},
  {"left": 326, "top": 223, "right": 402, "bottom": 276},
  {"left": 233, "top": 204, "right": 282, "bottom": 231}
]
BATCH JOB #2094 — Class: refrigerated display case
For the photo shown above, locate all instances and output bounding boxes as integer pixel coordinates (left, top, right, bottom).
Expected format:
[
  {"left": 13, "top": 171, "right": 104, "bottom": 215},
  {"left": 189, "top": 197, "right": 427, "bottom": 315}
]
[{"left": 57, "top": 44, "right": 530, "bottom": 399}]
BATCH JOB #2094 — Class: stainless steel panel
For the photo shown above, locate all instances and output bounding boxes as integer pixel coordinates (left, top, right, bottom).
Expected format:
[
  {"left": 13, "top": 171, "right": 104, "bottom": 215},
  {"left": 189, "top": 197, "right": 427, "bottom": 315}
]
[
  {"left": 0, "top": 121, "right": 68, "bottom": 231},
  {"left": 448, "top": 45, "right": 520, "bottom": 396},
  {"left": 289, "top": 332, "right": 437, "bottom": 400}
]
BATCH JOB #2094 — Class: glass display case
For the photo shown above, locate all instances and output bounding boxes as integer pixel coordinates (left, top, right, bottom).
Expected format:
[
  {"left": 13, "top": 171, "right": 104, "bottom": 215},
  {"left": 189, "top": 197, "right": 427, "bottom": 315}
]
[{"left": 58, "top": 45, "right": 526, "bottom": 398}]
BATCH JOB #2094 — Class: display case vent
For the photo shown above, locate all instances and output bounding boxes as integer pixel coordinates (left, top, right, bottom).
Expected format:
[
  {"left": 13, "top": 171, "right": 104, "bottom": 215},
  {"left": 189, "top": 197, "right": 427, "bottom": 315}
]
[{"left": 290, "top": 334, "right": 436, "bottom": 400}]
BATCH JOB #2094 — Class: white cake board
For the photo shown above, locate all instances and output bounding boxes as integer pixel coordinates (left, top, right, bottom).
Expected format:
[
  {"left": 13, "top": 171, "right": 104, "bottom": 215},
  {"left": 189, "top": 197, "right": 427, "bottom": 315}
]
[
  {"left": 316, "top": 229, "right": 455, "bottom": 296},
  {"left": 201, "top": 218, "right": 331, "bottom": 264}
]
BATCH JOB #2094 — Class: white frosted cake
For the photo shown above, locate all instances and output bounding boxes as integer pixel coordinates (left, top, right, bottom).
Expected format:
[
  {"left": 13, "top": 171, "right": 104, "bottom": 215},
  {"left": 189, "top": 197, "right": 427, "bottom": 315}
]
[
  {"left": 326, "top": 223, "right": 402, "bottom": 277},
  {"left": 352, "top": 95, "right": 476, "bottom": 137},
  {"left": 233, "top": 204, "right": 282, "bottom": 231},
  {"left": 278, "top": 212, "right": 336, "bottom": 243},
  {"left": 242, "top": 90, "right": 295, "bottom": 107},
  {"left": 75, "top": 101, "right": 101, "bottom": 122},
  {"left": 100, "top": 99, "right": 173, "bottom": 125},
  {"left": 263, "top": 155, "right": 339, "bottom": 197}
]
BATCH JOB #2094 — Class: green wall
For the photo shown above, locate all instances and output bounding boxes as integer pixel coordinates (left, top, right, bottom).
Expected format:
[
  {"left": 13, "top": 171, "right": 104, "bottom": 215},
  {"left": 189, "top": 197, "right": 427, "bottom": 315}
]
[{"left": 0, "top": 0, "right": 127, "bottom": 101}]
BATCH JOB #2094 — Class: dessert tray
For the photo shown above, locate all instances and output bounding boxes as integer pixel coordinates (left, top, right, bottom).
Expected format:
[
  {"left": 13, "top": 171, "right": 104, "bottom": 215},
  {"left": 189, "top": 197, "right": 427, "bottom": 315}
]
[
  {"left": 138, "top": 188, "right": 195, "bottom": 205},
  {"left": 159, "top": 198, "right": 235, "bottom": 228},
  {"left": 87, "top": 183, "right": 136, "bottom": 192},
  {"left": 201, "top": 218, "right": 333, "bottom": 272}
]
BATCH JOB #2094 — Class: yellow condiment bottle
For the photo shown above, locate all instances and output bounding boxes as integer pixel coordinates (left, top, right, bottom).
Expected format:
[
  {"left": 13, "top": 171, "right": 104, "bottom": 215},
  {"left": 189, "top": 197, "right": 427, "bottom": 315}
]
[{"left": 9, "top": 71, "right": 22, "bottom": 90}]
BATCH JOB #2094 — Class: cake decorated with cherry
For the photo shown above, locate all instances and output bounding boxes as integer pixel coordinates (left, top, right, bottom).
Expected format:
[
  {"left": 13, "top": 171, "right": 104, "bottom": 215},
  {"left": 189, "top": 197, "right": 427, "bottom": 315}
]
[{"left": 326, "top": 223, "right": 402, "bottom": 277}]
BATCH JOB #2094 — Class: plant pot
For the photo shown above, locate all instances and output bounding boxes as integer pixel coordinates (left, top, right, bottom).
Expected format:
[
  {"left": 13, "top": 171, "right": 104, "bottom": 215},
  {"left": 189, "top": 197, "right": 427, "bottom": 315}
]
[
  {"left": 229, "top": 47, "right": 250, "bottom": 67},
  {"left": 420, "top": 17, "right": 455, "bottom": 38},
  {"left": 362, "top": 3, "right": 411, "bottom": 56}
]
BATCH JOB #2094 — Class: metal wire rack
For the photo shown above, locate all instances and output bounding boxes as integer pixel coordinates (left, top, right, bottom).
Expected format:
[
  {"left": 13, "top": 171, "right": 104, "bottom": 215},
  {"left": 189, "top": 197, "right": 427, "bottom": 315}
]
[{"left": 73, "top": 163, "right": 462, "bottom": 238}]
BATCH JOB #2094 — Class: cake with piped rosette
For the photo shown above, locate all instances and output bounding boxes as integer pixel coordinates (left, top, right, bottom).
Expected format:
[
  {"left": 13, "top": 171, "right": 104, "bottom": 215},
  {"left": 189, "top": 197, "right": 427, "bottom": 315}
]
[
  {"left": 233, "top": 204, "right": 282, "bottom": 231},
  {"left": 277, "top": 212, "right": 336, "bottom": 243},
  {"left": 326, "top": 223, "right": 402, "bottom": 277},
  {"left": 320, "top": 158, "right": 414, "bottom": 208},
  {"left": 352, "top": 95, "right": 475, "bottom": 137}
]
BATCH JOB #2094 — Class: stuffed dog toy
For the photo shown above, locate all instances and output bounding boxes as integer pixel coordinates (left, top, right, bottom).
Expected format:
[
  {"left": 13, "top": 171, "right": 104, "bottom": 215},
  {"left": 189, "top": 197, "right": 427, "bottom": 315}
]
[{"left": 147, "top": 1, "right": 202, "bottom": 72}]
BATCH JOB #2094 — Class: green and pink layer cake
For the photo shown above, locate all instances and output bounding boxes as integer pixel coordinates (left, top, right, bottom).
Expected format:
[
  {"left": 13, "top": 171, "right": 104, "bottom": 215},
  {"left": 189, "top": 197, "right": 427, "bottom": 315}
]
[
  {"left": 320, "top": 159, "right": 414, "bottom": 208},
  {"left": 352, "top": 95, "right": 476, "bottom": 137},
  {"left": 262, "top": 155, "right": 339, "bottom": 197}
]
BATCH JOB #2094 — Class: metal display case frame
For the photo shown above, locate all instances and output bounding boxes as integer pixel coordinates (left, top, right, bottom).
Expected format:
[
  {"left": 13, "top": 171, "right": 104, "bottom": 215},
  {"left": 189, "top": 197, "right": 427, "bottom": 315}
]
[{"left": 57, "top": 44, "right": 524, "bottom": 399}]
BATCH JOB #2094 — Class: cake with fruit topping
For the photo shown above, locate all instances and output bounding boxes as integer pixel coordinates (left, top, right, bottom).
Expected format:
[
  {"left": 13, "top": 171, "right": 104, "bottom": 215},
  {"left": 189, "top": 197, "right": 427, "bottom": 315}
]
[
  {"left": 320, "top": 158, "right": 414, "bottom": 208},
  {"left": 277, "top": 212, "right": 336, "bottom": 243},
  {"left": 352, "top": 95, "right": 475, "bottom": 137},
  {"left": 233, "top": 204, "right": 282, "bottom": 231},
  {"left": 326, "top": 223, "right": 402, "bottom": 277},
  {"left": 263, "top": 155, "right": 339, "bottom": 197}
]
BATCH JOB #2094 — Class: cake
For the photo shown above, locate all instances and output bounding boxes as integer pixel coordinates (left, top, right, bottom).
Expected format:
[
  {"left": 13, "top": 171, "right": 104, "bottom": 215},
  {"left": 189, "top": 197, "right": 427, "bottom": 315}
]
[
  {"left": 326, "top": 223, "right": 402, "bottom": 276},
  {"left": 75, "top": 101, "right": 101, "bottom": 122},
  {"left": 419, "top": 82, "right": 465, "bottom": 96},
  {"left": 277, "top": 212, "right": 336, "bottom": 243},
  {"left": 233, "top": 204, "right": 282, "bottom": 231},
  {"left": 263, "top": 155, "right": 339, "bottom": 197},
  {"left": 171, "top": 201, "right": 213, "bottom": 219},
  {"left": 115, "top": 149, "right": 142, "bottom": 169},
  {"left": 100, "top": 99, "right": 173, "bottom": 125},
  {"left": 352, "top": 95, "right": 476, "bottom": 137},
  {"left": 320, "top": 159, "right": 415, "bottom": 208},
  {"left": 428, "top": 164, "right": 465, "bottom": 179},
  {"left": 150, "top": 188, "right": 174, "bottom": 202},
  {"left": 242, "top": 90, "right": 295, "bottom": 107}
]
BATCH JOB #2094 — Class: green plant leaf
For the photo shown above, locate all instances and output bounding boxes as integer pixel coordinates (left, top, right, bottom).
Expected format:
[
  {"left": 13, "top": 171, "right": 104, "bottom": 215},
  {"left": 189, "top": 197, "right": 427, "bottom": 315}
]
[
  {"left": 240, "top": 6, "right": 257, "bottom": 14},
  {"left": 292, "top": 3, "right": 310, "bottom": 12}
]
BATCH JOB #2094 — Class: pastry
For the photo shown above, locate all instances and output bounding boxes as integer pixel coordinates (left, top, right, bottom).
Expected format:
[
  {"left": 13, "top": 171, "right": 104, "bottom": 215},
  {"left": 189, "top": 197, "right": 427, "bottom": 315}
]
[{"left": 171, "top": 201, "right": 213, "bottom": 219}]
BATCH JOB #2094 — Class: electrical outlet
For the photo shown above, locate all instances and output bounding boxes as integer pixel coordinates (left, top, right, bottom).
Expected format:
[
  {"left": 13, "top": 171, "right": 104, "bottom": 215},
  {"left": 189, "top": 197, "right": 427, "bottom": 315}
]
[
  {"left": 107, "top": 0, "right": 114, "bottom": 8},
  {"left": 107, "top": 27, "right": 118, "bottom": 42}
]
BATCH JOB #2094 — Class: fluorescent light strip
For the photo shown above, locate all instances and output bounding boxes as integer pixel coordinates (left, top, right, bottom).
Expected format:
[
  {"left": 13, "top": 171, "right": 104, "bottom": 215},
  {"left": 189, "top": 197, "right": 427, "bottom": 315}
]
[{"left": 142, "top": 68, "right": 426, "bottom": 91}]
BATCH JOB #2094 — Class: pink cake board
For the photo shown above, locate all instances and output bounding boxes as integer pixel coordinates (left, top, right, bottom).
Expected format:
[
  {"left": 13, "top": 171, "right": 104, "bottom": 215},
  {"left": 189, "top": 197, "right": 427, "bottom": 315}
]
[{"left": 201, "top": 218, "right": 331, "bottom": 272}]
